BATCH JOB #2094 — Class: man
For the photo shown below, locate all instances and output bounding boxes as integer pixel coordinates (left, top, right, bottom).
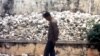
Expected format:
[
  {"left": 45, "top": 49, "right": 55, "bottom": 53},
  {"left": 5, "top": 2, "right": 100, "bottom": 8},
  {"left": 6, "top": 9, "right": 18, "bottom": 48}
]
[{"left": 43, "top": 12, "right": 59, "bottom": 56}]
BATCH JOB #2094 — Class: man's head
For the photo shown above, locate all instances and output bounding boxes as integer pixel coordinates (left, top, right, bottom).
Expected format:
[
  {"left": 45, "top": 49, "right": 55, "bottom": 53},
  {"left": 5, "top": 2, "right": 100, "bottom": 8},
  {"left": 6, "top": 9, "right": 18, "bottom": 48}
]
[{"left": 43, "top": 12, "right": 52, "bottom": 21}]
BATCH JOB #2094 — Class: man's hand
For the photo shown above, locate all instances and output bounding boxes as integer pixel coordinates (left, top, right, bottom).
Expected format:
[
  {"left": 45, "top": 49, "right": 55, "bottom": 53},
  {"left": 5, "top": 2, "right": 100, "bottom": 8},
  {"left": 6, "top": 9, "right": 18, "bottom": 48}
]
[{"left": 52, "top": 37, "right": 58, "bottom": 43}]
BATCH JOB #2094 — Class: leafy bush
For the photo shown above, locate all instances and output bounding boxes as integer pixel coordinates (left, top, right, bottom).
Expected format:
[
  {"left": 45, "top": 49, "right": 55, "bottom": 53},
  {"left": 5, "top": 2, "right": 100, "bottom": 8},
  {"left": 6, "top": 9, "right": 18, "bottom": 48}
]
[{"left": 87, "top": 24, "right": 100, "bottom": 43}]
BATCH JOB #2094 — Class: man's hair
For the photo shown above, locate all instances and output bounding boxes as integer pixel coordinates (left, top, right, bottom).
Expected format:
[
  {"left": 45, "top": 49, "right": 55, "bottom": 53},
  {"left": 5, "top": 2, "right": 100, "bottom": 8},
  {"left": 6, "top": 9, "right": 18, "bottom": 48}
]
[{"left": 43, "top": 11, "right": 51, "bottom": 18}]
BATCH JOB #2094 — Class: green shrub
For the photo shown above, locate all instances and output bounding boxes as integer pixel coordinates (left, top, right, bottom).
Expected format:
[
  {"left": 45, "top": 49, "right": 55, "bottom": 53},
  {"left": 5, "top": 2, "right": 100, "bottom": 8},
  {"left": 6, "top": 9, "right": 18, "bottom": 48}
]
[{"left": 87, "top": 24, "right": 100, "bottom": 43}]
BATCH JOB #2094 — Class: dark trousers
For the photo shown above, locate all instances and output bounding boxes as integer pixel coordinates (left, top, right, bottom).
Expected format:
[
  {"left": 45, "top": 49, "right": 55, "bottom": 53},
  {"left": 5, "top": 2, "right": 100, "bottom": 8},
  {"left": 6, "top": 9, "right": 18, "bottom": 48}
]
[{"left": 44, "top": 41, "right": 55, "bottom": 56}]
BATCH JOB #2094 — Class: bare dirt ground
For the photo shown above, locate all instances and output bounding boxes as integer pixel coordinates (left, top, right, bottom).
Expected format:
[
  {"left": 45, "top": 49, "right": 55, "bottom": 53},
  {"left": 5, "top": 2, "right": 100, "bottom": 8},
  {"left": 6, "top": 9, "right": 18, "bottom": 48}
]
[{"left": 0, "top": 44, "right": 99, "bottom": 56}]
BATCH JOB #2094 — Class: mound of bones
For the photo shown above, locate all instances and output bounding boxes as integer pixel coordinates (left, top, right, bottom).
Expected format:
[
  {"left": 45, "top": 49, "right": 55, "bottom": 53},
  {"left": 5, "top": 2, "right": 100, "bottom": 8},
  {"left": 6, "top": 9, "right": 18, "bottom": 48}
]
[{"left": 0, "top": 11, "right": 100, "bottom": 42}]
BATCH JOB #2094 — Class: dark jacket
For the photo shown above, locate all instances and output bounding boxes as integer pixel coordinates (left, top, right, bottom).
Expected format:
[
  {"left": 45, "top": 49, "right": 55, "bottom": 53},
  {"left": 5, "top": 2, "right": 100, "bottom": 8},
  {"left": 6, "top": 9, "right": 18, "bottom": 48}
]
[{"left": 48, "top": 19, "right": 59, "bottom": 42}]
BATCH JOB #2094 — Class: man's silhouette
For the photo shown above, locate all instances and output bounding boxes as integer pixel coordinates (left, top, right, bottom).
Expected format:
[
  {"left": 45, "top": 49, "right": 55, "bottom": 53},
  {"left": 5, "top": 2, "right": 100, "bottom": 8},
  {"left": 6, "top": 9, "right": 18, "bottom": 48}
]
[{"left": 43, "top": 12, "right": 59, "bottom": 56}]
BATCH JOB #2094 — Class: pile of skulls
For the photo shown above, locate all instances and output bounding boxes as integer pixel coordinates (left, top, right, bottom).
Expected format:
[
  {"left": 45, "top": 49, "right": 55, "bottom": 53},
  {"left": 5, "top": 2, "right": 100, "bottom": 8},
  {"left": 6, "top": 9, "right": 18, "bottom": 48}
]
[
  {"left": 0, "top": 13, "right": 48, "bottom": 41},
  {"left": 0, "top": 11, "right": 100, "bottom": 41}
]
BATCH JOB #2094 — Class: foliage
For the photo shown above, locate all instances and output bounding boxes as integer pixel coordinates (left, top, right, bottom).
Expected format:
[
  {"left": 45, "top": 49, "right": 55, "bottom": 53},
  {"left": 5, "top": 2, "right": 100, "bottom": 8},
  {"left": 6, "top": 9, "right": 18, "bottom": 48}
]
[{"left": 87, "top": 24, "right": 100, "bottom": 43}]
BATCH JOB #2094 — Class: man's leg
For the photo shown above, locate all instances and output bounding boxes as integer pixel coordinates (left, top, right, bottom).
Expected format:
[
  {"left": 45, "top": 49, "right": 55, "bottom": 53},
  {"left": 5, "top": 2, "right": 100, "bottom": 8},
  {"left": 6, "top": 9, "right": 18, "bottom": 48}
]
[
  {"left": 50, "top": 41, "right": 55, "bottom": 56},
  {"left": 44, "top": 41, "right": 51, "bottom": 56}
]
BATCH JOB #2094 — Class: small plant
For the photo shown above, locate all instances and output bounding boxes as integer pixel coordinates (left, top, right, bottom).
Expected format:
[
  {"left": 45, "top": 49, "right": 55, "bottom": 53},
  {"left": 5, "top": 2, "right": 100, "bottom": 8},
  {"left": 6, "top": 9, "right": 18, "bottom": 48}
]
[{"left": 87, "top": 24, "right": 100, "bottom": 43}]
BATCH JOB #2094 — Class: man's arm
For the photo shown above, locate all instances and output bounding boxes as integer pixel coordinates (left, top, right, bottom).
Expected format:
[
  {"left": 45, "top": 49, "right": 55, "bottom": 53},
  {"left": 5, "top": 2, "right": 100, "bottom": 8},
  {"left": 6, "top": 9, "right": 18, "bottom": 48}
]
[{"left": 52, "top": 21, "right": 59, "bottom": 41}]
